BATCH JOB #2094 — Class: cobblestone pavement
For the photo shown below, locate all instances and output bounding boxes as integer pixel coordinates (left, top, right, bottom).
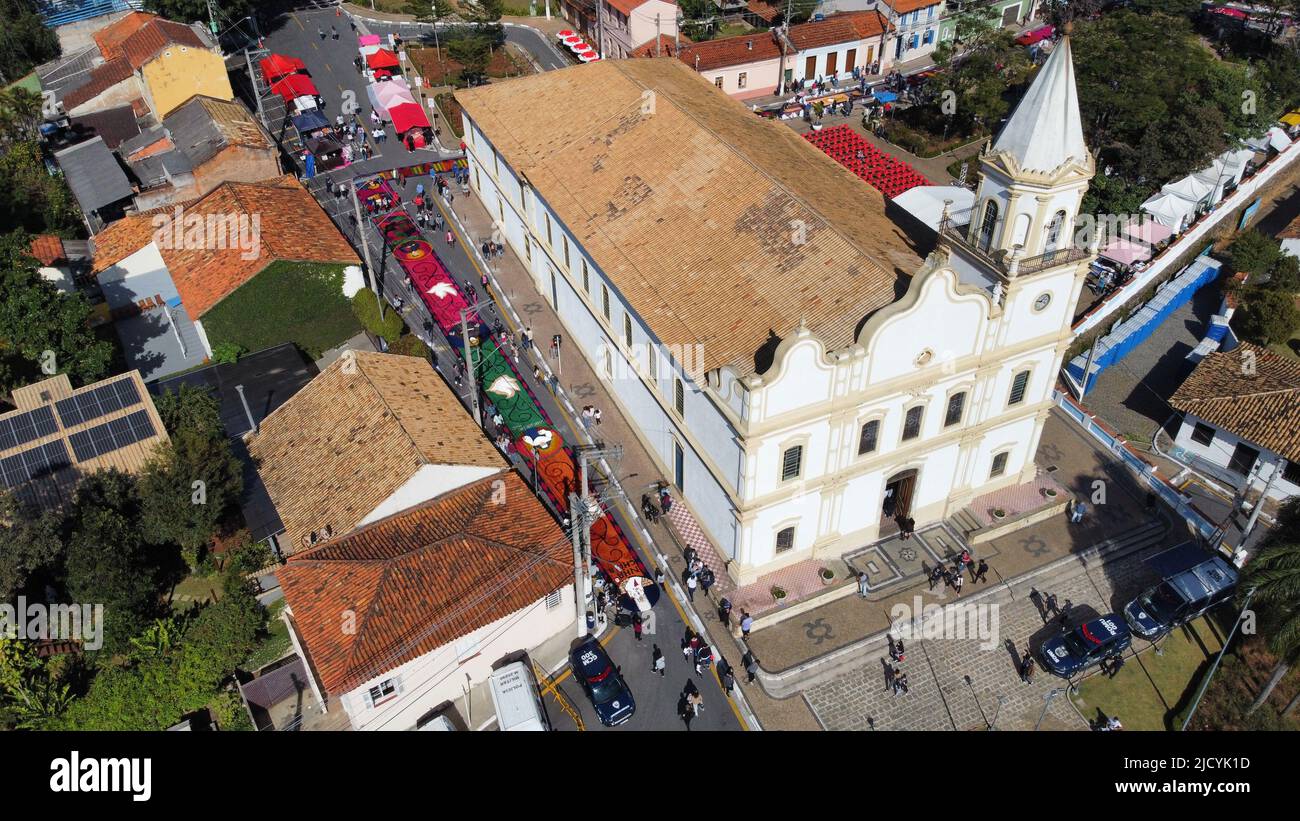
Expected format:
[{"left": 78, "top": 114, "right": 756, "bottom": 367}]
[{"left": 803, "top": 551, "right": 1155, "bottom": 731}]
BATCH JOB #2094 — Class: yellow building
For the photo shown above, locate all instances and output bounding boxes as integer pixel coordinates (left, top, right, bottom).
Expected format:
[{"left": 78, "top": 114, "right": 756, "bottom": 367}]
[{"left": 139, "top": 41, "right": 234, "bottom": 119}]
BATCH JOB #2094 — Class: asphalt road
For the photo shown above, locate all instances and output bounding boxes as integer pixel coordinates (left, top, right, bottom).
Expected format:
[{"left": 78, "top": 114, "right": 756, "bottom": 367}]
[{"left": 250, "top": 8, "right": 743, "bottom": 732}]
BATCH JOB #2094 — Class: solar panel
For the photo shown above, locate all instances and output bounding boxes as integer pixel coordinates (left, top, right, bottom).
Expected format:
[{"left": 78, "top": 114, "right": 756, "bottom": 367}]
[
  {"left": 54, "top": 377, "right": 142, "bottom": 429},
  {"left": 0, "top": 441, "right": 72, "bottom": 489},
  {"left": 0, "top": 419, "right": 15, "bottom": 451},
  {"left": 30, "top": 406, "right": 58, "bottom": 439},
  {"left": 0, "top": 454, "right": 26, "bottom": 489},
  {"left": 67, "top": 410, "right": 157, "bottom": 462},
  {"left": 0, "top": 406, "right": 62, "bottom": 451}
]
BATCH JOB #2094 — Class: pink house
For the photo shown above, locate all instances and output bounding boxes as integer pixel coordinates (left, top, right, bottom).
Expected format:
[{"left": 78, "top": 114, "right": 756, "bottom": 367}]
[{"left": 598, "top": 0, "right": 679, "bottom": 59}]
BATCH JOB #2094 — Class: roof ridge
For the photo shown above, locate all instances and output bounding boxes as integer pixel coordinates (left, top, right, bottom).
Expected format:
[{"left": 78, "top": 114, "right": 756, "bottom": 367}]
[
  {"left": 354, "top": 352, "right": 434, "bottom": 465},
  {"left": 1186, "top": 385, "right": 1300, "bottom": 402}
]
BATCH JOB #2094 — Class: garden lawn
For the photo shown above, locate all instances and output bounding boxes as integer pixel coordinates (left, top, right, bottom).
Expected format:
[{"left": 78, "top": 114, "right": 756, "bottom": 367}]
[
  {"left": 244, "top": 598, "right": 293, "bottom": 672},
  {"left": 200, "top": 261, "right": 359, "bottom": 360},
  {"left": 1070, "top": 616, "right": 1226, "bottom": 731}
]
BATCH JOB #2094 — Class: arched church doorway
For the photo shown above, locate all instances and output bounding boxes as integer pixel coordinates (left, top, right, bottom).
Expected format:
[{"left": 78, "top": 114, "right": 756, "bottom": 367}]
[{"left": 881, "top": 468, "right": 918, "bottom": 524}]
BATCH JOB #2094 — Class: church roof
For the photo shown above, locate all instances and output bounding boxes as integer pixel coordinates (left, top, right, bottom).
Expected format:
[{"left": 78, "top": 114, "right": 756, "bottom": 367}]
[{"left": 991, "top": 37, "right": 1088, "bottom": 175}]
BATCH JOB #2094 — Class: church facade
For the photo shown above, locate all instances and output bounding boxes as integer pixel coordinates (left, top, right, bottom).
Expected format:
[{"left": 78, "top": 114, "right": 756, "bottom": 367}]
[{"left": 457, "top": 42, "right": 1093, "bottom": 585}]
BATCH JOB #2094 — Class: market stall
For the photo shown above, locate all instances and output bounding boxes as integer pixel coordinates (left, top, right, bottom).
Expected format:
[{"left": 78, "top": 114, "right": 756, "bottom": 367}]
[
  {"left": 306, "top": 136, "right": 347, "bottom": 171},
  {"left": 259, "top": 53, "right": 306, "bottom": 85},
  {"left": 1141, "top": 191, "right": 1197, "bottom": 232},
  {"left": 291, "top": 109, "right": 331, "bottom": 139}
]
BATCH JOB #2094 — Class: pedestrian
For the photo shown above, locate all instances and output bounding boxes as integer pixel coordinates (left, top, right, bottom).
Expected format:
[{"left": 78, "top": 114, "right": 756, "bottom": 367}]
[
  {"left": 740, "top": 611, "right": 753, "bottom": 639},
  {"left": 593, "top": 407, "right": 602, "bottom": 426},
  {"left": 857, "top": 570, "right": 869, "bottom": 598},
  {"left": 694, "top": 644, "right": 712, "bottom": 676},
  {"left": 1106, "top": 716, "right": 1123, "bottom": 731},
  {"left": 888, "top": 634, "right": 899, "bottom": 662},
  {"left": 682, "top": 545, "right": 697, "bottom": 567},
  {"left": 318, "top": 26, "right": 325, "bottom": 39},
  {"left": 743, "top": 650, "right": 759, "bottom": 683},
  {"left": 722, "top": 668, "right": 736, "bottom": 697},
  {"left": 655, "top": 566, "right": 666, "bottom": 587},
  {"left": 895, "top": 638, "right": 905, "bottom": 662},
  {"left": 699, "top": 566, "right": 715, "bottom": 594},
  {"left": 331, "top": 25, "right": 339, "bottom": 39},
  {"left": 1045, "top": 593, "right": 1059, "bottom": 618},
  {"left": 973, "top": 559, "right": 989, "bottom": 584},
  {"left": 632, "top": 614, "right": 643, "bottom": 641},
  {"left": 929, "top": 564, "right": 944, "bottom": 591},
  {"left": 652, "top": 644, "right": 666, "bottom": 676},
  {"left": 1020, "top": 651, "right": 1035, "bottom": 683},
  {"left": 445, "top": 230, "right": 455, "bottom": 246},
  {"left": 686, "top": 572, "right": 697, "bottom": 602},
  {"left": 481, "top": 240, "right": 490, "bottom": 258},
  {"left": 894, "top": 670, "right": 909, "bottom": 695},
  {"left": 718, "top": 597, "right": 732, "bottom": 627},
  {"left": 581, "top": 405, "right": 595, "bottom": 429},
  {"left": 1058, "top": 599, "right": 1073, "bottom": 625},
  {"left": 521, "top": 326, "right": 532, "bottom": 350},
  {"left": 953, "top": 571, "right": 963, "bottom": 595},
  {"left": 480, "top": 272, "right": 489, "bottom": 294},
  {"left": 884, "top": 660, "right": 896, "bottom": 692},
  {"left": 687, "top": 689, "right": 703, "bottom": 716},
  {"left": 681, "top": 629, "right": 695, "bottom": 661},
  {"left": 678, "top": 694, "right": 694, "bottom": 731}
]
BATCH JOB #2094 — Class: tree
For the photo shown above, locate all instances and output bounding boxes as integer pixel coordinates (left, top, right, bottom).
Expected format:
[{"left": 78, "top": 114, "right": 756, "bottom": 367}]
[
  {"left": 1267, "top": 254, "right": 1300, "bottom": 294},
  {"left": 1234, "top": 287, "right": 1300, "bottom": 346},
  {"left": 0, "top": 87, "right": 43, "bottom": 145},
  {"left": 0, "top": 143, "right": 82, "bottom": 234},
  {"left": 0, "top": 637, "right": 72, "bottom": 729},
  {"left": 932, "top": 29, "right": 1034, "bottom": 138},
  {"left": 142, "top": 0, "right": 253, "bottom": 26},
  {"left": 0, "top": 1, "right": 60, "bottom": 86},
  {"left": 1241, "top": 499, "right": 1300, "bottom": 713},
  {"left": 404, "top": 0, "right": 457, "bottom": 24},
  {"left": 449, "top": 34, "right": 493, "bottom": 87},
  {"left": 0, "top": 492, "right": 64, "bottom": 601},
  {"left": 461, "top": 0, "right": 503, "bottom": 27},
  {"left": 1130, "top": 0, "right": 1201, "bottom": 16},
  {"left": 0, "top": 232, "right": 115, "bottom": 394},
  {"left": 64, "top": 472, "right": 171, "bottom": 654},
  {"left": 139, "top": 386, "right": 243, "bottom": 568},
  {"left": 1229, "top": 230, "right": 1282, "bottom": 278}
]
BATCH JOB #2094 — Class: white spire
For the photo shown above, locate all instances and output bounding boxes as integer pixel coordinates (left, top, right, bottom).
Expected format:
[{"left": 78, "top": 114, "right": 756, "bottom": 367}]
[{"left": 991, "top": 37, "right": 1088, "bottom": 175}]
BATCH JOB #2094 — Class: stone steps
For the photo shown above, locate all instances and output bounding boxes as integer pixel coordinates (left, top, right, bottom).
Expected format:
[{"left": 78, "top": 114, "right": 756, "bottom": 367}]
[{"left": 950, "top": 507, "right": 982, "bottom": 539}]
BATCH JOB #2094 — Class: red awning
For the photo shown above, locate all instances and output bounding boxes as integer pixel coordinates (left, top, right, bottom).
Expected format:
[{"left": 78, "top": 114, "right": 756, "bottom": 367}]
[
  {"left": 388, "top": 101, "right": 430, "bottom": 134},
  {"left": 270, "top": 74, "right": 319, "bottom": 102},
  {"left": 367, "top": 48, "right": 400, "bottom": 70},
  {"left": 260, "top": 54, "right": 306, "bottom": 84}
]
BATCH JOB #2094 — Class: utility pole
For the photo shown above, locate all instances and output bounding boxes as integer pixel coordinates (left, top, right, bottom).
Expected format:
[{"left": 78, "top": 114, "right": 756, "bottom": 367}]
[
  {"left": 569, "top": 492, "right": 587, "bottom": 637},
  {"left": 675, "top": 11, "right": 681, "bottom": 56},
  {"left": 1243, "top": 457, "right": 1282, "bottom": 539},
  {"left": 349, "top": 180, "right": 385, "bottom": 325},
  {"left": 459, "top": 304, "right": 482, "bottom": 426},
  {"left": 574, "top": 444, "right": 623, "bottom": 590},
  {"left": 777, "top": 0, "right": 793, "bottom": 94},
  {"left": 244, "top": 49, "right": 268, "bottom": 129},
  {"left": 597, "top": 0, "right": 605, "bottom": 59},
  {"left": 656, "top": 14, "right": 662, "bottom": 56}
]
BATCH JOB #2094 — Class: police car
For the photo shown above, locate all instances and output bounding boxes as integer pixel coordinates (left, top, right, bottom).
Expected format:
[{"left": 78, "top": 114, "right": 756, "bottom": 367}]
[
  {"left": 569, "top": 638, "right": 635, "bottom": 727},
  {"left": 1038, "top": 614, "right": 1132, "bottom": 678},
  {"left": 1123, "top": 544, "right": 1239, "bottom": 641}
]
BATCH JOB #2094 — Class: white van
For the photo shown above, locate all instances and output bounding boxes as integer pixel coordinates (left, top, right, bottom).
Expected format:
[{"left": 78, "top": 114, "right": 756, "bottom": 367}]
[{"left": 488, "top": 661, "right": 549, "bottom": 731}]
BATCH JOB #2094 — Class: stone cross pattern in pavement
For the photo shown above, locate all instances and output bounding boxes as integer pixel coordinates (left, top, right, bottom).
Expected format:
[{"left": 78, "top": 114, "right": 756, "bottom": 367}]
[{"left": 803, "top": 552, "right": 1152, "bottom": 731}]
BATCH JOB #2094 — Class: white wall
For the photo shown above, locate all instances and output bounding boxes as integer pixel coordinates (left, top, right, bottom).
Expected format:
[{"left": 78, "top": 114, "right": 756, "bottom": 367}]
[
  {"left": 1173, "top": 413, "right": 1300, "bottom": 501},
  {"left": 358, "top": 464, "right": 504, "bottom": 526},
  {"left": 339, "top": 584, "right": 576, "bottom": 731}
]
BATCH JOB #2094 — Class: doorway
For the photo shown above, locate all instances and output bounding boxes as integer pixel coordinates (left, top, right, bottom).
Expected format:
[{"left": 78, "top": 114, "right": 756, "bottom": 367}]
[{"left": 882, "top": 469, "right": 918, "bottom": 522}]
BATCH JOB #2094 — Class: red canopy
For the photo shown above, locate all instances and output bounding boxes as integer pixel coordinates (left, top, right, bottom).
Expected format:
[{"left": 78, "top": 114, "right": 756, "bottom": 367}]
[
  {"left": 270, "top": 74, "right": 319, "bottom": 102},
  {"left": 388, "top": 101, "right": 430, "bottom": 134},
  {"left": 259, "top": 54, "right": 306, "bottom": 84},
  {"left": 367, "top": 48, "right": 400, "bottom": 70}
]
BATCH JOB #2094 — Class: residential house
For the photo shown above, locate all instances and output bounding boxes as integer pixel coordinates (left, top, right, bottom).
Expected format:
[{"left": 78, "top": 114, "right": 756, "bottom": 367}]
[
  {"left": 245, "top": 351, "right": 505, "bottom": 557},
  {"left": 937, "top": 0, "right": 1039, "bottom": 45},
  {"left": 560, "top": 0, "right": 599, "bottom": 41},
  {"left": 786, "top": 9, "right": 893, "bottom": 87},
  {"left": 878, "top": 0, "right": 945, "bottom": 63},
  {"left": 1280, "top": 212, "right": 1300, "bottom": 260},
  {"left": 597, "top": 0, "right": 680, "bottom": 59},
  {"left": 126, "top": 95, "right": 280, "bottom": 211},
  {"left": 674, "top": 33, "right": 783, "bottom": 99},
  {"left": 27, "top": 235, "right": 82, "bottom": 295},
  {"left": 89, "top": 176, "right": 359, "bottom": 382},
  {"left": 0, "top": 370, "right": 169, "bottom": 510},
  {"left": 458, "top": 45, "right": 1093, "bottom": 582},
  {"left": 53, "top": 136, "right": 135, "bottom": 233},
  {"left": 278, "top": 471, "right": 575, "bottom": 731},
  {"left": 1169, "top": 342, "right": 1300, "bottom": 502}
]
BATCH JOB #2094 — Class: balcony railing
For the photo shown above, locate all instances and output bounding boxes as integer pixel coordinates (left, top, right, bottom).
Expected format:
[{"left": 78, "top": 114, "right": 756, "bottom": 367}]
[{"left": 940, "top": 221, "right": 1092, "bottom": 277}]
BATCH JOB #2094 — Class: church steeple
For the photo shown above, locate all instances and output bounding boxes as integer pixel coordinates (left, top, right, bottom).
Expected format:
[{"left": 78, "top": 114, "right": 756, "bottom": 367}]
[{"left": 965, "top": 35, "right": 1095, "bottom": 266}]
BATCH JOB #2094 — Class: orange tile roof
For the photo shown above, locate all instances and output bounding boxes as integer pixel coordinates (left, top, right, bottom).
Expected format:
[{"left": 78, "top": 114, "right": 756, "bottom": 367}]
[
  {"left": 91, "top": 176, "right": 359, "bottom": 317},
  {"left": 246, "top": 352, "right": 505, "bottom": 555},
  {"left": 789, "top": 10, "right": 892, "bottom": 51},
  {"left": 62, "top": 58, "right": 134, "bottom": 110},
  {"left": 122, "top": 19, "right": 206, "bottom": 71},
  {"left": 93, "top": 11, "right": 156, "bottom": 61},
  {"left": 1170, "top": 341, "right": 1300, "bottom": 462},
  {"left": 747, "top": 0, "right": 780, "bottom": 22},
  {"left": 605, "top": 0, "right": 669, "bottom": 15},
  {"left": 279, "top": 471, "right": 571, "bottom": 695},
  {"left": 675, "top": 32, "right": 782, "bottom": 71},
  {"left": 29, "top": 235, "right": 65, "bottom": 266},
  {"left": 630, "top": 33, "right": 689, "bottom": 58},
  {"left": 882, "top": 0, "right": 942, "bottom": 14},
  {"left": 1279, "top": 213, "right": 1300, "bottom": 239}
]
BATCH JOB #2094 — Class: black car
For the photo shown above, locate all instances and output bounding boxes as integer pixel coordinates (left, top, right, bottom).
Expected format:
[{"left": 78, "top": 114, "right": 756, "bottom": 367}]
[
  {"left": 570, "top": 638, "right": 635, "bottom": 727},
  {"left": 1124, "top": 544, "right": 1238, "bottom": 640},
  {"left": 1039, "top": 614, "right": 1132, "bottom": 678}
]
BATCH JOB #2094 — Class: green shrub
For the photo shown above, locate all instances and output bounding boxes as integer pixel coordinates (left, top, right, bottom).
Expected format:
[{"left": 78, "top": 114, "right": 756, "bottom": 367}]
[
  {"left": 351, "top": 290, "right": 404, "bottom": 344},
  {"left": 210, "top": 342, "right": 244, "bottom": 364},
  {"left": 387, "top": 333, "right": 431, "bottom": 361}
]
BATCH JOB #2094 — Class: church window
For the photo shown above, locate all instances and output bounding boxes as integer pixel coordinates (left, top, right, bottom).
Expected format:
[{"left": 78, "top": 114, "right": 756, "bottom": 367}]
[
  {"left": 776, "top": 526, "right": 795, "bottom": 554},
  {"left": 990, "top": 451, "right": 1009, "bottom": 478},
  {"left": 675, "top": 378, "right": 685, "bottom": 417},
  {"left": 902, "top": 406, "right": 924, "bottom": 441},
  {"left": 858, "top": 420, "right": 880, "bottom": 455},
  {"left": 1045, "top": 210, "right": 1067, "bottom": 256},
  {"left": 781, "top": 445, "right": 803, "bottom": 481},
  {"left": 1008, "top": 369, "right": 1031, "bottom": 406},
  {"left": 977, "top": 200, "right": 998, "bottom": 252},
  {"left": 944, "top": 392, "right": 966, "bottom": 428}
]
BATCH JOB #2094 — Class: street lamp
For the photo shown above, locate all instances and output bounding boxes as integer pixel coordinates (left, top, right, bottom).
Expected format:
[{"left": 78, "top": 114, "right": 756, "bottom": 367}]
[
  {"left": 989, "top": 694, "right": 1007, "bottom": 731},
  {"left": 964, "top": 675, "right": 990, "bottom": 730},
  {"left": 1036, "top": 687, "right": 1067, "bottom": 731}
]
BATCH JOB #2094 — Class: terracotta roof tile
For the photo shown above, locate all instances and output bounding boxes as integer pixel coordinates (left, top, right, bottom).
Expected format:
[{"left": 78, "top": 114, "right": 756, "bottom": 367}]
[
  {"left": 788, "top": 10, "right": 891, "bottom": 51},
  {"left": 747, "top": 0, "right": 780, "bottom": 22},
  {"left": 94, "top": 11, "right": 157, "bottom": 61},
  {"left": 675, "top": 32, "right": 781, "bottom": 71},
  {"left": 457, "top": 59, "right": 925, "bottom": 375},
  {"left": 1279, "top": 213, "right": 1300, "bottom": 239},
  {"left": 91, "top": 176, "right": 359, "bottom": 316},
  {"left": 29, "top": 235, "right": 65, "bottom": 266},
  {"left": 280, "top": 471, "right": 570, "bottom": 696},
  {"left": 62, "top": 58, "right": 134, "bottom": 110},
  {"left": 605, "top": 0, "right": 660, "bottom": 15},
  {"left": 882, "top": 0, "right": 941, "bottom": 14},
  {"left": 122, "top": 19, "right": 206, "bottom": 71},
  {"left": 246, "top": 352, "right": 505, "bottom": 555},
  {"left": 630, "top": 33, "right": 689, "bottom": 58},
  {"left": 1169, "top": 341, "right": 1300, "bottom": 462}
]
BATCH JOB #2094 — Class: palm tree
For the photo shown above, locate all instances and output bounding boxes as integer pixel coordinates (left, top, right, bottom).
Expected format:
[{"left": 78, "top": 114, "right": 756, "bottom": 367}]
[{"left": 1242, "top": 498, "right": 1300, "bottom": 713}]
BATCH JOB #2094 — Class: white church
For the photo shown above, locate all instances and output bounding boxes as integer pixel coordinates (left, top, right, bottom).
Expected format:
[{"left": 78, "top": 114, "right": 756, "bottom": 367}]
[{"left": 457, "top": 39, "right": 1094, "bottom": 585}]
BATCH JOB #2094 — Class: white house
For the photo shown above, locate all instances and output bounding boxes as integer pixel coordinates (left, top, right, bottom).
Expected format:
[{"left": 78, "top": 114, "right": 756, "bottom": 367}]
[
  {"left": 598, "top": 0, "right": 679, "bottom": 59},
  {"left": 1169, "top": 342, "right": 1300, "bottom": 502},
  {"left": 457, "top": 42, "right": 1093, "bottom": 584},
  {"left": 278, "top": 470, "right": 577, "bottom": 731}
]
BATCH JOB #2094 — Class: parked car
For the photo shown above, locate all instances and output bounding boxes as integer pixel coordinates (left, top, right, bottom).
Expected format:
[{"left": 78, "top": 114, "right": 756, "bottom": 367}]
[
  {"left": 1039, "top": 614, "right": 1132, "bottom": 678},
  {"left": 1124, "top": 543, "right": 1239, "bottom": 640},
  {"left": 569, "top": 637, "right": 635, "bottom": 727}
]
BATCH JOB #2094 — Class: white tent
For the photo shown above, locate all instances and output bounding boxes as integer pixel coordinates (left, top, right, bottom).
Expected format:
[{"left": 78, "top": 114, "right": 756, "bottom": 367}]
[
  {"left": 1219, "top": 147, "right": 1255, "bottom": 186},
  {"left": 891, "top": 185, "right": 976, "bottom": 233},
  {"left": 1268, "top": 126, "right": 1292, "bottom": 152},
  {"left": 1162, "top": 173, "right": 1215, "bottom": 208},
  {"left": 1141, "top": 191, "right": 1197, "bottom": 232},
  {"left": 1193, "top": 158, "right": 1231, "bottom": 206}
]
